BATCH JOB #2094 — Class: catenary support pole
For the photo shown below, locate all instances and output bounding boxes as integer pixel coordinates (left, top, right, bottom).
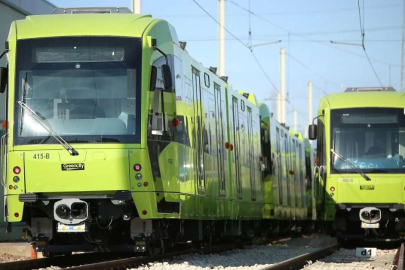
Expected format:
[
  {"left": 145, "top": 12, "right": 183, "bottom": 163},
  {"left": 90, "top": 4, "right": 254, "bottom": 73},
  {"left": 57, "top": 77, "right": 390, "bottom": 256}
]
[
  {"left": 293, "top": 109, "right": 297, "bottom": 132},
  {"left": 132, "top": 0, "right": 141, "bottom": 14},
  {"left": 308, "top": 81, "right": 313, "bottom": 126},
  {"left": 308, "top": 81, "right": 313, "bottom": 138},
  {"left": 219, "top": 0, "right": 225, "bottom": 76}
]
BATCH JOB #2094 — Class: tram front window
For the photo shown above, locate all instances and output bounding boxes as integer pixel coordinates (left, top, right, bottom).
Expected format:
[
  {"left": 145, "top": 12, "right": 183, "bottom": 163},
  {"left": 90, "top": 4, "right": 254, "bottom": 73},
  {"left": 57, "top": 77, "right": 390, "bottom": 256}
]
[
  {"left": 331, "top": 108, "right": 405, "bottom": 174},
  {"left": 14, "top": 37, "right": 142, "bottom": 145}
]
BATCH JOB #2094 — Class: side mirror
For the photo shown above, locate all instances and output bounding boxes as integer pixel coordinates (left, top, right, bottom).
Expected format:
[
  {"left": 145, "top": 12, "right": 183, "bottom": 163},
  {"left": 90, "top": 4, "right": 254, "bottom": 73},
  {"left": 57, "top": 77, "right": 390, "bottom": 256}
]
[
  {"left": 308, "top": 124, "right": 317, "bottom": 140},
  {"left": 150, "top": 66, "right": 157, "bottom": 91},
  {"left": 162, "top": 64, "right": 173, "bottom": 90},
  {"left": 0, "top": 67, "right": 7, "bottom": 93}
]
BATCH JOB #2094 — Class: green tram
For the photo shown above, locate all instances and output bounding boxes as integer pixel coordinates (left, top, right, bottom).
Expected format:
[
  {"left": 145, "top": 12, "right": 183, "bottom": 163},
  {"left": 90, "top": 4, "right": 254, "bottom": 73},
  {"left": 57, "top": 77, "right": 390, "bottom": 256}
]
[
  {"left": 309, "top": 87, "right": 405, "bottom": 241},
  {"left": 0, "top": 8, "right": 314, "bottom": 254}
]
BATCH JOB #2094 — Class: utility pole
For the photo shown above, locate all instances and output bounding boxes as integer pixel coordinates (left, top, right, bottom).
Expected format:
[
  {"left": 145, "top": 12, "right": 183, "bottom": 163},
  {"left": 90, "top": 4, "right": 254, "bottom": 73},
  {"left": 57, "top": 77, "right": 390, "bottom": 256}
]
[
  {"left": 218, "top": 0, "right": 225, "bottom": 76},
  {"left": 132, "top": 0, "right": 141, "bottom": 14},
  {"left": 401, "top": 0, "right": 405, "bottom": 91},
  {"left": 280, "top": 48, "right": 286, "bottom": 124},
  {"left": 293, "top": 109, "right": 297, "bottom": 132},
  {"left": 307, "top": 82, "right": 313, "bottom": 139},
  {"left": 308, "top": 82, "right": 313, "bottom": 126},
  {"left": 277, "top": 92, "right": 281, "bottom": 123}
]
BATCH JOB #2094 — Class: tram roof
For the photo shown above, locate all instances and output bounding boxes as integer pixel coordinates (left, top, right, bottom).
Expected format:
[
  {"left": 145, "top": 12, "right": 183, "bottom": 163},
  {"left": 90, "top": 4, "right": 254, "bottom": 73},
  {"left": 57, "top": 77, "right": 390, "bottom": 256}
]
[
  {"left": 322, "top": 91, "right": 405, "bottom": 110},
  {"left": 13, "top": 13, "right": 157, "bottom": 39}
]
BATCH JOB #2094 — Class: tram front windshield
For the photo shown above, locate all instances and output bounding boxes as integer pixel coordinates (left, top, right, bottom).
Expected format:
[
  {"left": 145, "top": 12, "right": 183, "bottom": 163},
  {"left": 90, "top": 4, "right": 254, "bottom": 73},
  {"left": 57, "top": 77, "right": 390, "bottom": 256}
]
[
  {"left": 14, "top": 37, "right": 141, "bottom": 145},
  {"left": 331, "top": 108, "right": 405, "bottom": 174}
]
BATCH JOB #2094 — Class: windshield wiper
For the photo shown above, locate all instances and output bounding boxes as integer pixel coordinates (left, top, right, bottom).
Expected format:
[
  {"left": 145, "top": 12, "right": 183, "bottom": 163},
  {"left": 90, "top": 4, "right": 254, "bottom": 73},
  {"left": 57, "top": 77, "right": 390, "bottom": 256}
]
[
  {"left": 17, "top": 101, "right": 79, "bottom": 156},
  {"left": 19, "top": 72, "right": 28, "bottom": 136},
  {"left": 331, "top": 149, "right": 370, "bottom": 181}
]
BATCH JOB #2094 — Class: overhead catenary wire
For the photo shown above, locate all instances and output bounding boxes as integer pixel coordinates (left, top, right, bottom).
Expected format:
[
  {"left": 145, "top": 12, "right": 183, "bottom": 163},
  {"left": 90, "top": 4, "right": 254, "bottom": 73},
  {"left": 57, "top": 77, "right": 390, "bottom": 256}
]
[
  {"left": 228, "top": 0, "right": 399, "bottom": 68},
  {"left": 191, "top": 0, "right": 278, "bottom": 91},
  {"left": 356, "top": 0, "right": 383, "bottom": 87},
  {"left": 162, "top": 3, "right": 401, "bottom": 18},
  {"left": 186, "top": 38, "right": 404, "bottom": 43},
  {"left": 191, "top": 0, "right": 305, "bottom": 123},
  {"left": 286, "top": 52, "right": 341, "bottom": 90}
]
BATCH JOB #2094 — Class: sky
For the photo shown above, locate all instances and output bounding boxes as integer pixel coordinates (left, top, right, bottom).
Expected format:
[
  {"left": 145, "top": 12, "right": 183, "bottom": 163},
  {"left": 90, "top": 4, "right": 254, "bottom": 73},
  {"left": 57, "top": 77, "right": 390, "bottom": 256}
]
[{"left": 48, "top": 0, "right": 404, "bottom": 135}]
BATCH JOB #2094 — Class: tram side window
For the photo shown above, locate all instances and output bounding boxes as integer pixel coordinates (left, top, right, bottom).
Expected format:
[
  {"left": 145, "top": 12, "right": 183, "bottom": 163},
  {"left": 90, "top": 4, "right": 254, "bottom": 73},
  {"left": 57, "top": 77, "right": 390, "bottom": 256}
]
[
  {"left": 239, "top": 115, "right": 247, "bottom": 166},
  {"left": 222, "top": 99, "right": 227, "bottom": 162},
  {"left": 209, "top": 97, "right": 217, "bottom": 156},
  {"left": 148, "top": 56, "right": 176, "bottom": 140},
  {"left": 176, "top": 116, "right": 190, "bottom": 147},
  {"left": 202, "top": 90, "right": 210, "bottom": 153}
]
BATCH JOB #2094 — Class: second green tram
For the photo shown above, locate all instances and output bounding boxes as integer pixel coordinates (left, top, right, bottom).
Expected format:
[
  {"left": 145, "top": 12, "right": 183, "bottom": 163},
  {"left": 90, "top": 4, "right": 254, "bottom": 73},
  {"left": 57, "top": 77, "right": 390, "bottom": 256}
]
[{"left": 309, "top": 87, "right": 405, "bottom": 241}]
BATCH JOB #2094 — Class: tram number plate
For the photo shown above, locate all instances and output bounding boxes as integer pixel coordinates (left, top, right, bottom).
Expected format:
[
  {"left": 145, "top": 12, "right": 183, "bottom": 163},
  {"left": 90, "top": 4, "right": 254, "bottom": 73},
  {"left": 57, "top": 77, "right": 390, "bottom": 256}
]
[
  {"left": 361, "top": 222, "right": 379, "bottom": 229},
  {"left": 356, "top": 248, "right": 376, "bottom": 257},
  {"left": 57, "top": 223, "right": 86, "bottom": 233}
]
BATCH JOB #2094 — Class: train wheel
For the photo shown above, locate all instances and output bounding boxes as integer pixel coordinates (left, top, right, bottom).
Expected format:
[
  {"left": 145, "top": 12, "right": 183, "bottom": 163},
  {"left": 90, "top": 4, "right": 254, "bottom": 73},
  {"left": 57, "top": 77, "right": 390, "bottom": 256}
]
[
  {"left": 147, "top": 241, "right": 156, "bottom": 256},
  {"left": 204, "top": 235, "right": 212, "bottom": 249}
]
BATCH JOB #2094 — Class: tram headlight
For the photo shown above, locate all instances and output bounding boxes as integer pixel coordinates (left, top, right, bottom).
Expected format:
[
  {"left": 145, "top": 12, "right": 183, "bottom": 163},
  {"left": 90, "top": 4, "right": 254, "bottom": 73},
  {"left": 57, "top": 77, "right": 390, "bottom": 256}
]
[
  {"left": 361, "top": 211, "right": 370, "bottom": 219},
  {"left": 55, "top": 204, "right": 71, "bottom": 220}
]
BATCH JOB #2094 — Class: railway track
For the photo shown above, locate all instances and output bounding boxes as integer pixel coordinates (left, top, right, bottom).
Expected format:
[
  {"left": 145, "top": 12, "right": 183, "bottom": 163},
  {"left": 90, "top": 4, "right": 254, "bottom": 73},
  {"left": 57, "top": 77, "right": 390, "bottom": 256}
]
[
  {"left": 260, "top": 243, "right": 340, "bottom": 270},
  {"left": 298, "top": 243, "right": 404, "bottom": 270},
  {"left": 0, "top": 242, "right": 244, "bottom": 270},
  {"left": 3, "top": 237, "right": 404, "bottom": 270}
]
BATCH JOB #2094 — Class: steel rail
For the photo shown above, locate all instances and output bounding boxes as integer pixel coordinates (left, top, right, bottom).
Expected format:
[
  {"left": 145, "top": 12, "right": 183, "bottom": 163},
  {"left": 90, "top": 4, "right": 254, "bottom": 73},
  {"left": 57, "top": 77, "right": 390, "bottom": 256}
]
[
  {"left": 259, "top": 243, "right": 340, "bottom": 270},
  {"left": 67, "top": 243, "right": 239, "bottom": 270},
  {"left": 0, "top": 252, "right": 133, "bottom": 270},
  {"left": 0, "top": 243, "right": 241, "bottom": 270},
  {"left": 393, "top": 243, "right": 404, "bottom": 270}
]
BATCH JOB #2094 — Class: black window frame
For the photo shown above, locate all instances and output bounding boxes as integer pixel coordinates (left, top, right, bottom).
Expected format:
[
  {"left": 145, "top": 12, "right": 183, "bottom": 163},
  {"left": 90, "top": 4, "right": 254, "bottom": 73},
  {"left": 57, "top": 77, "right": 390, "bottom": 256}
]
[{"left": 14, "top": 36, "right": 142, "bottom": 145}]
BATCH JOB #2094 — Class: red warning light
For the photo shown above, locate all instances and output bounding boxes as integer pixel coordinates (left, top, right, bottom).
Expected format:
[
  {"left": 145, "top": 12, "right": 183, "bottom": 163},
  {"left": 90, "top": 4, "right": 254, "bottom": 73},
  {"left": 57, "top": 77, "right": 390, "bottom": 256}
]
[
  {"left": 13, "top": 166, "right": 21, "bottom": 175},
  {"left": 2, "top": 121, "right": 7, "bottom": 130},
  {"left": 142, "top": 210, "right": 147, "bottom": 215},
  {"left": 172, "top": 118, "right": 180, "bottom": 127},
  {"left": 133, "top": 164, "right": 142, "bottom": 171},
  {"left": 14, "top": 213, "right": 19, "bottom": 218},
  {"left": 225, "top": 142, "right": 229, "bottom": 149}
]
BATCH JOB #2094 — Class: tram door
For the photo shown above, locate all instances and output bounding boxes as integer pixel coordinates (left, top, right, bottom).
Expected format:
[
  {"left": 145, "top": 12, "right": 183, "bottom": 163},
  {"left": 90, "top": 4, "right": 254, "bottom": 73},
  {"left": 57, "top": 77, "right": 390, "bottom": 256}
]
[
  {"left": 284, "top": 132, "right": 291, "bottom": 206},
  {"left": 192, "top": 68, "right": 205, "bottom": 194},
  {"left": 214, "top": 84, "right": 226, "bottom": 196},
  {"left": 232, "top": 97, "right": 242, "bottom": 199},
  {"left": 276, "top": 128, "right": 283, "bottom": 204},
  {"left": 247, "top": 108, "right": 256, "bottom": 201}
]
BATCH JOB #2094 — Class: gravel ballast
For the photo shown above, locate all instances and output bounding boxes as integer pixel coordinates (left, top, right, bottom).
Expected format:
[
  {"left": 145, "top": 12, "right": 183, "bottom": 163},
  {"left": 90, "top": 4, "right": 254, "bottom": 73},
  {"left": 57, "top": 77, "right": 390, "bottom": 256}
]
[
  {"left": 303, "top": 248, "right": 397, "bottom": 270},
  {"left": 133, "top": 235, "right": 337, "bottom": 270},
  {"left": 0, "top": 252, "right": 27, "bottom": 263}
]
